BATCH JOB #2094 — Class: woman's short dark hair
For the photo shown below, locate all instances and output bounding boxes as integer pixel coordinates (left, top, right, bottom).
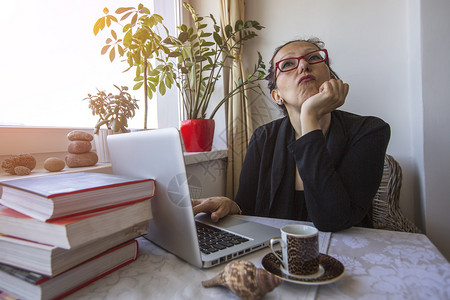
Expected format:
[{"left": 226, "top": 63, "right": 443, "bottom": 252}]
[{"left": 265, "top": 37, "right": 339, "bottom": 93}]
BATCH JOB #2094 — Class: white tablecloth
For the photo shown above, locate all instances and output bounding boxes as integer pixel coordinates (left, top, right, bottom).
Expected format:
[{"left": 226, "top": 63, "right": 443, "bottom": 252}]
[{"left": 67, "top": 216, "right": 450, "bottom": 300}]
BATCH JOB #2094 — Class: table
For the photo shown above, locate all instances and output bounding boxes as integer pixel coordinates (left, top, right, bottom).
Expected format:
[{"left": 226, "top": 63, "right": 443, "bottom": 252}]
[{"left": 67, "top": 216, "right": 450, "bottom": 300}]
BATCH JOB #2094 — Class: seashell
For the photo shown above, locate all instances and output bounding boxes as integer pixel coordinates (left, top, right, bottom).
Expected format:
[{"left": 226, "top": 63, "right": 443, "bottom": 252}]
[
  {"left": 14, "top": 166, "right": 31, "bottom": 176},
  {"left": 202, "top": 260, "right": 282, "bottom": 300},
  {"left": 2, "top": 154, "right": 36, "bottom": 175}
]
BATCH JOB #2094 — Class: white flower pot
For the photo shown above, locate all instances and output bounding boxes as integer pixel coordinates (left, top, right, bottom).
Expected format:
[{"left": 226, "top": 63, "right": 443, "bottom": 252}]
[{"left": 93, "top": 129, "right": 113, "bottom": 163}]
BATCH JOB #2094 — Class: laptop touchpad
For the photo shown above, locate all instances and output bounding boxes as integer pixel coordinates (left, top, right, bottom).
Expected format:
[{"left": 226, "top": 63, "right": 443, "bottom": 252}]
[{"left": 195, "top": 213, "right": 248, "bottom": 229}]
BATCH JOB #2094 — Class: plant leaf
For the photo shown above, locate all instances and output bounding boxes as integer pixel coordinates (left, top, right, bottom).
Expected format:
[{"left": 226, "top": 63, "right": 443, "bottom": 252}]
[
  {"left": 253, "top": 21, "right": 264, "bottom": 30},
  {"left": 109, "top": 47, "right": 116, "bottom": 62},
  {"left": 165, "top": 74, "right": 173, "bottom": 87},
  {"left": 121, "top": 11, "right": 134, "bottom": 21},
  {"left": 101, "top": 45, "right": 111, "bottom": 55},
  {"left": 93, "top": 17, "right": 105, "bottom": 35},
  {"left": 235, "top": 20, "right": 244, "bottom": 31},
  {"left": 178, "top": 31, "right": 189, "bottom": 43},
  {"left": 168, "top": 51, "right": 181, "bottom": 58},
  {"left": 148, "top": 87, "right": 154, "bottom": 98},
  {"left": 162, "top": 36, "right": 175, "bottom": 45},
  {"left": 153, "top": 14, "right": 164, "bottom": 23},
  {"left": 213, "top": 32, "right": 222, "bottom": 45},
  {"left": 225, "top": 24, "right": 233, "bottom": 38},
  {"left": 194, "top": 55, "right": 207, "bottom": 62},
  {"left": 108, "top": 15, "right": 118, "bottom": 24},
  {"left": 159, "top": 82, "right": 166, "bottom": 95},
  {"left": 133, "top": 82, "right": 143, "bottom": 90},
  {"left": 118, "top": 45, "right": 125, "bottom": 56},
  {"left": 123, "top": 30, "right": 132, "bottom": 47},
  {"left": 201, "top": 41, "right": 215, "bottom": 47},
  {"left": 116, "top": 7, "right": 134, "bottom": 14},
  {"left": 131, "top": 13, "right": 138, "bottom": 27}
]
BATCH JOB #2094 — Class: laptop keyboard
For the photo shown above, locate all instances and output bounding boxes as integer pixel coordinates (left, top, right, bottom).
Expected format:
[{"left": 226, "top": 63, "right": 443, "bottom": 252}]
[{"left": 196, "top": 222, "right": 249, "bottom": 255}]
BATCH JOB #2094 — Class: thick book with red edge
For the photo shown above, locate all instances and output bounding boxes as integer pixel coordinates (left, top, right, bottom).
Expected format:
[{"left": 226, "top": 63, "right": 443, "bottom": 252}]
[
  {"left": 0, "top": 199, "right": 152, "bottom": 249},
  {"left": 0, "top": 239, "right": 139, "bottom": 300},
  {"left": 0, "top": 221, "right": 147, "bottom": 276},
  {"left": 0, "top": 172, "right": 155, "bottom": 221}
]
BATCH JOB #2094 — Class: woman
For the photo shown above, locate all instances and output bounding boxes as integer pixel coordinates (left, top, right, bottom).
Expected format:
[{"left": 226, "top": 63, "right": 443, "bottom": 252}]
[{"left": 192, "top": 38, "right": 390, "bottom": 232}]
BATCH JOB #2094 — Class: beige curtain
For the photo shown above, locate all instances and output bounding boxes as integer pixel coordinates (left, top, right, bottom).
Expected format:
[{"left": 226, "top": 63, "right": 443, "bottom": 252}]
[{"left": 219, "top": 0, "right": 253, "bottom": 199}]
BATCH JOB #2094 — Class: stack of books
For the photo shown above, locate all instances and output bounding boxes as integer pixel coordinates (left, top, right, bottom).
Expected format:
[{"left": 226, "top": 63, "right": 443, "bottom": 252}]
[{"left": 0, "top": 172, "right": 155, "bottom": 299}]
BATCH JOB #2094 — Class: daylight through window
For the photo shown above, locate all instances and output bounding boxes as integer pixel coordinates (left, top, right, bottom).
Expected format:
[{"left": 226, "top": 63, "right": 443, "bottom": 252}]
[{"left": 0, "top": 0, "right": 165, "bottom": 129}]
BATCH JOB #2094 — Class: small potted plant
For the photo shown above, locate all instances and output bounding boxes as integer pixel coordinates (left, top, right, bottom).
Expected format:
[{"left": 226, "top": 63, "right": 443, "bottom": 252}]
[
  {"left": 84, "top": 85, "right": 138, "bottom": 162},
  {"left": 161, "top": 2, "right": 266, "bottom": 151},
  {"left": 93, "top": 4, "right": 173, "bottom": 130},
  {"left": 84, "top": 85, "right": 139, "bottom": 134}
]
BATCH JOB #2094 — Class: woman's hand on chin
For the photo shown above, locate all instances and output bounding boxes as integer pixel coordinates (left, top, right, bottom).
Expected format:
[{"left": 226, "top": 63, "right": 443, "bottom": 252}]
[{"left": 302, "top": 79, "right": 349, "bottom": 119}]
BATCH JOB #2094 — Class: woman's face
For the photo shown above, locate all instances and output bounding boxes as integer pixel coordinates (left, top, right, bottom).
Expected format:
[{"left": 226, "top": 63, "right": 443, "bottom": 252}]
[{"left": 271, "top": 41, "right": 331, "bottom": 113}]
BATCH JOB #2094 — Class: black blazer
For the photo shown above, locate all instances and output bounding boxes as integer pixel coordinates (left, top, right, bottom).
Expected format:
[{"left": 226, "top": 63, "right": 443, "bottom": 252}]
[{"left": 234, "top": 110, "right": 390, "bottom": 232}]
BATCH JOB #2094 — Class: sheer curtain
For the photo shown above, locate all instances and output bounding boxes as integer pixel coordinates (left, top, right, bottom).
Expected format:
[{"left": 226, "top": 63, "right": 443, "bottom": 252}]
[{"left": 219, "top": 0, "right": 253, "bottom": 199}]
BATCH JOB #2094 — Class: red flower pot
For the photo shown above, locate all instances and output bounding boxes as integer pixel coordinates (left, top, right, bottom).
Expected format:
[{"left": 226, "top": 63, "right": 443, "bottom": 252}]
[{"left": 180, "top": 119, "right": 215, "bottom": 152}]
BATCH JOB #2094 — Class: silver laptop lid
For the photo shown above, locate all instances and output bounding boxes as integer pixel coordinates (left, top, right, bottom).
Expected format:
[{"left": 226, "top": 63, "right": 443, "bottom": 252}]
[{"left": 107, "top": 128, "right": 203, "bottom": 268}]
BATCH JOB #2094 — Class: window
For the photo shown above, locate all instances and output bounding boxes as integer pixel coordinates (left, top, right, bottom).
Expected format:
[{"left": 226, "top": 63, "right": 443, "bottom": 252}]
[{"left": 0, "top": 0, "right": 178, "bottom": 129}]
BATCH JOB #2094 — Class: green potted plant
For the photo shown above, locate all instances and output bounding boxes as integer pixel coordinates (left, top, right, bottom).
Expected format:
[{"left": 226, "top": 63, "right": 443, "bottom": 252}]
[
  {"left": 84, "top": 85, "right": 139, "bottom": 134},
  {"left": 92, "top": 2, "right": 266, "bottom": 152},
  {"left": 93, "top": 4, "right": 174, "bottom": 130},
  {"left": 161, "top": 2, "right": 266, "bottom": 151},
  {"left": 83, "top": 85, "right": 138, "bottom": 162}
]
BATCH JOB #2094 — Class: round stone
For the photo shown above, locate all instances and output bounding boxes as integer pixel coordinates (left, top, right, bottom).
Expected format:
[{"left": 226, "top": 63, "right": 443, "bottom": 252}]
[
  {"left": 67, "top": 130, "right": 94, "bottom": 142},
  {"left": 65, "top": 152, "right": 98, "bottom": 168},
  {"left": 44, "top": 157, "right": 66, "bottom": 172},
  {"left": 68, "top": 141, "right": 92, "bottom": 154}
]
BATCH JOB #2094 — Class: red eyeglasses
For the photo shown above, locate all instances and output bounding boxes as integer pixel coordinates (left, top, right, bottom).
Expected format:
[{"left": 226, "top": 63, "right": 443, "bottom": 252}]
[{"left": 274, "top": 49, "right": 328, "bottom": 85}]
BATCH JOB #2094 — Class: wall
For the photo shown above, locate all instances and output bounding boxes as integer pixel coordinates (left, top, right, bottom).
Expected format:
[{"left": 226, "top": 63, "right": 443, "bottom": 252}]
[
  {"left": 407, "top": 0, "right": 426, "bottom": 232},
  {"left": 421, "top": 0, "right": 450, "bottom": 260}
]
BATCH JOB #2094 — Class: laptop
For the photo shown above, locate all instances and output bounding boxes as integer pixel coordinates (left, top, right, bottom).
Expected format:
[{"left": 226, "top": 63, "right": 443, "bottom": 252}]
[{"left": 107, "top": 127, "right": 279, "bottom": 268}]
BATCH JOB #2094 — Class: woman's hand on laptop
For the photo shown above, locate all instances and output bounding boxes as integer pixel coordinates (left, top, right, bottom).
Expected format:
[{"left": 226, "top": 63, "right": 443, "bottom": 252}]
[{"left": 192, "top": 197, "right": 242, "bottom": 222}]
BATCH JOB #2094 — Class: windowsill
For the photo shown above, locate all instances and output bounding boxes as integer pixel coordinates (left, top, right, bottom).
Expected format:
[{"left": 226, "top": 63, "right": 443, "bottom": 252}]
[
  {"left": 0, "top": 150, "right": 228, "bottom": 182},
  {"left": 183, "top": 149, "right": 228, "bottom": 165},
  {"left": 0, "top": 163, "right": 113, "bottom": 182}
]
